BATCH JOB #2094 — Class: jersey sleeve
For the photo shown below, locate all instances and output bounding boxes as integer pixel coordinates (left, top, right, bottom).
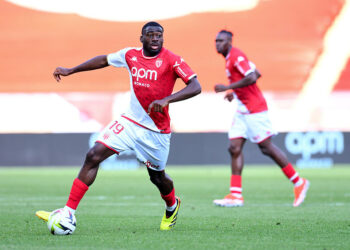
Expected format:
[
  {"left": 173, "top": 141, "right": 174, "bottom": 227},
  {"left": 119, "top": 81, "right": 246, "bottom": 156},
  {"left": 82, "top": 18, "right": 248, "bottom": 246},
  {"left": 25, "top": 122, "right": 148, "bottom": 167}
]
[
  {"left": 107, "top": 48, "right": 129, "bottom": 68},
  {"left": 172, "top": 56, "right": 196, "bottom": 83},
  {"left": 232, "top": 52, "right": 254, "bottom": 76}
]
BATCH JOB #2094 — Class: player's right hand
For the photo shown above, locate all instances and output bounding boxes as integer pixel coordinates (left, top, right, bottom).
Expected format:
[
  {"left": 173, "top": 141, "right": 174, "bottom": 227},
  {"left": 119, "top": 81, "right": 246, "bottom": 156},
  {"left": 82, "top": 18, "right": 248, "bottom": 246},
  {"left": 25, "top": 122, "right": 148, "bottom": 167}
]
[
  {"left": 214, "top": 84, "right": 229, "bottom": 93},
  {"left": 224, "top": 92, "right": 234, "bottom": 102},
  {"left": 53, "top": 67, "right": 71, "bottom": 82},
  {"left": 147, "top": 99, "right": 169, "bottom": 114}
]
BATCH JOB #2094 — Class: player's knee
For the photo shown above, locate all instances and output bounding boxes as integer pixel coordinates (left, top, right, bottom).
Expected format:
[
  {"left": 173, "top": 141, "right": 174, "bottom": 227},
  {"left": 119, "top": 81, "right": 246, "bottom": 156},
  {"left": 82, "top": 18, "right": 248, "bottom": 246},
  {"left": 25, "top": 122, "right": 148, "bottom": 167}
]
[
  {"left": 149, "top": 174, "right": 162, "bottom": 187},
  {"left": 85, "top": 149, "right": 104, "bottom": 166},
  {"left": 228, "top": 144, "right": 242, "bottom": 157},
  {"left": 258, "top": 144, "right": 271, "bottom": 156}
]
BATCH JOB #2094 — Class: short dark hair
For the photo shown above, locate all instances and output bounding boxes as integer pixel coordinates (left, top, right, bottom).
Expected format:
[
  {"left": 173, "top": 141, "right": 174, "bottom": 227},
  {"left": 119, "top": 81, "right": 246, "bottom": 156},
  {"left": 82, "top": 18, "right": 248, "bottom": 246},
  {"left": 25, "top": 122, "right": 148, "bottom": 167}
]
[
  {"left": 219, "top": 30, "right": 233, "bottom": 39},
  {"left": 142, "top": 21, "right": 164, "bottom": 34}
]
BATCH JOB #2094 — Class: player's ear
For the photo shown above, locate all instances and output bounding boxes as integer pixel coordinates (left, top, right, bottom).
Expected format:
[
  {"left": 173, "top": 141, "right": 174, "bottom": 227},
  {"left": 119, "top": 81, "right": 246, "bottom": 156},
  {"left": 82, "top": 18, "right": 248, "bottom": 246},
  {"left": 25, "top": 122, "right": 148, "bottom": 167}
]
[{"left": 140, "top": 35, "right": 143, "bottom": 43}]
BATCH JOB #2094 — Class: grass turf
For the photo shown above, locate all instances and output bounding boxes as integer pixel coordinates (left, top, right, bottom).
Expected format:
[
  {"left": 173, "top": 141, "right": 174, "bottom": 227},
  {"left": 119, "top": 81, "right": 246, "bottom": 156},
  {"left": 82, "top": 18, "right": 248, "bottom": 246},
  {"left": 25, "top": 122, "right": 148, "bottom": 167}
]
[{"left": 0, "top": 166, "right": 349, "bottom": 249}]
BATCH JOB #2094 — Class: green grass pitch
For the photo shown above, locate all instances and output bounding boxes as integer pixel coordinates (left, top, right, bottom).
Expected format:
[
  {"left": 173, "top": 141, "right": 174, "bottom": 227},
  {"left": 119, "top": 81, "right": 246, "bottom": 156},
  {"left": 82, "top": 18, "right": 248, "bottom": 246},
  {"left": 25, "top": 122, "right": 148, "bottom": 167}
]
[{"left": 0, "top": 166, "right": 349, "bottom": 249}]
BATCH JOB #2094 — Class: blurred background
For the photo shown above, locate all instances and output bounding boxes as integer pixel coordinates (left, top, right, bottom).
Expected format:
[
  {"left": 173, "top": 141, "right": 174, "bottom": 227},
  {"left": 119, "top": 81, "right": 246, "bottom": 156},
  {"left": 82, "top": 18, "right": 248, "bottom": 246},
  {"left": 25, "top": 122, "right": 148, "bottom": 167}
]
[{"left": 0, "top": 0, "right": 349, "bottom": 168}]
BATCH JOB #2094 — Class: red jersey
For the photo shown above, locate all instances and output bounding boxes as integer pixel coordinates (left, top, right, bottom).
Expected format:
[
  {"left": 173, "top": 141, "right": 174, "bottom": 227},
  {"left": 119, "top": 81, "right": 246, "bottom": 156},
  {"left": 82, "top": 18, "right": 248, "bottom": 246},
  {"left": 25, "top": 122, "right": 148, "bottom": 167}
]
[
  {"left": 107, "top": 47, "right": 196, "bottom": 133},
  {"left": 225, "top": 47, "right": 267, "bottom": 114}
]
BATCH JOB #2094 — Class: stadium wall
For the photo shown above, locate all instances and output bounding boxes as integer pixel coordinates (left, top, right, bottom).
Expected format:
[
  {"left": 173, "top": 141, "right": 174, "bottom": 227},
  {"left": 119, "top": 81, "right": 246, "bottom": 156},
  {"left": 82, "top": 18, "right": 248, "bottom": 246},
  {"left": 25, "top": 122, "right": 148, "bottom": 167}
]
[{"left": 0, "top": 132, "right": 347, "bottom": 168}]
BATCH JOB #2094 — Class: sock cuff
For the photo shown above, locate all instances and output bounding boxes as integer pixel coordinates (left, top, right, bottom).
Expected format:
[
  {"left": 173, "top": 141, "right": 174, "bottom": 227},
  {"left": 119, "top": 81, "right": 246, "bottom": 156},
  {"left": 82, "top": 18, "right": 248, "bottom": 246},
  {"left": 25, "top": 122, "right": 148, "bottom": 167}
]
[
  {"left": 161, "top": 188, "right": 176, "bottom": 207},
  {"left": 283, "top": 162, "right": 293, "bottom": 168},
  {"left": 66, "top": 178, "right": 89, "bottom": 210},
  {"left": 161, "top": 188, "right": 175, "bottom": 199},
  {"left": 282, "top": 163, "right": 295, "bottom": 175},
  {"left": 74, "top": 178, "right": 89, "bottom": 191},
  {"left": 282, "top": 163, "right": 301, "bottom": 185}
]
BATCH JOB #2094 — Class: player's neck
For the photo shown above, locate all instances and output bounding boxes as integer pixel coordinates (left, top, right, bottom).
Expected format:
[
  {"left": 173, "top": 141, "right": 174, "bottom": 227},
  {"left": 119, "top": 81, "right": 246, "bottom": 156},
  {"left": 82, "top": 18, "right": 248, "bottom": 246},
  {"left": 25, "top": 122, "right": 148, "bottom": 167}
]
[
  {"left": 142, "top": 48, "right": 162, "bottom": 58},
  {"left": 223, "top": 46, "right": 232, "bottom": 58}
]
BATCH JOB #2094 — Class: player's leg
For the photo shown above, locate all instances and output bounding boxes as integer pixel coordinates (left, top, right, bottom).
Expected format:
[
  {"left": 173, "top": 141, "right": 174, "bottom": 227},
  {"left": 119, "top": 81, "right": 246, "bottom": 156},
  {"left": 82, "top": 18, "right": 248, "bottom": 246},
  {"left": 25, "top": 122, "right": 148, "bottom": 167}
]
[
  {"left": 245, "top": 111, "right": 310, "bottom": 207},
  {"left": 147, "top": 168, "right": 181, "bottom": 230},
  {"left": 229, "top": 138, "right": 246, "bottom": 176},
  {"left": 213, "top": 138, "right": 246, "bottom": 207},
  {"left": 147, "top": 168, "right": 173, "bottom": 194},
  {"left": 36, "top": 117, "right": 129, "bottom": 222},
  {"left": 257, "top": 137, "right": 288, "bottom": 167},
  {"left": 36, "top": 142, "right": 115, "bottom": 221},
  {"left": 66, "top": 117, "right": 130, "bottom": 213},
  {"left": 77, "top": 142, "right": 115, "bottom": 186},
  {"left": 147, "top": 168, "right": 178, "bottom": 210},
  {"left": 65, "top": 142, "right": 115, "bottom": 213},
  {"left": 258, "top": 136, "right": 309, "bottom": 207},
  {"left": 214, "top": 111, "right": 247, "bottom": 207},
  {"left": 229, "top": 137, "right": 246, "bottom": 199},
  {"left": 132, "top": 126, "right": 180, "bottom": 230},
  {"left": 220, "top": 138, "right": 246, "bottom": 206}
]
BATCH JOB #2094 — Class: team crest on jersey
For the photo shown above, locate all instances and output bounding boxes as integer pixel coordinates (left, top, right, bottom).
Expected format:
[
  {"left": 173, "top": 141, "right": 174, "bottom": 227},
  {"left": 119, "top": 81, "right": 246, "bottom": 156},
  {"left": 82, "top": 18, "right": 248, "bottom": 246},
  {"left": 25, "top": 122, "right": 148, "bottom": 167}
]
[{"left": 155, "top": 58, "right": 163, "bottom": 68}]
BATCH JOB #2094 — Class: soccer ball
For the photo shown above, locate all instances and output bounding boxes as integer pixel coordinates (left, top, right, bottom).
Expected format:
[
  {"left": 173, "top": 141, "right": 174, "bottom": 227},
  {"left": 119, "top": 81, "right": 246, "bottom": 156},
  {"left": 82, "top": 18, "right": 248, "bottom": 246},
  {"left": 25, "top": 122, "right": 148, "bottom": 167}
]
[{"left": 47, "top": 208, "right": 76, "bottom": 235}]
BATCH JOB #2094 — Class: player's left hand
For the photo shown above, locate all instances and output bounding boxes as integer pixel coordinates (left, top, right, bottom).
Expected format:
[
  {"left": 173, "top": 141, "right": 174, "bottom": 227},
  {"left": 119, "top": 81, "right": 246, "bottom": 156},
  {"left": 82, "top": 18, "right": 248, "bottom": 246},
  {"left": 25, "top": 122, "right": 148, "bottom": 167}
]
[
  {"left": 148, "top": 99, "right": 169, "bottom": 114},
  {"left": 53, "top": 67, "right": 72, "bottom": 82},
  {"left": 224, "top": 92, "right": 234, "bottom": 102},
  {"left": 214, "top": 84, "right": 228, "bottom": 93}
]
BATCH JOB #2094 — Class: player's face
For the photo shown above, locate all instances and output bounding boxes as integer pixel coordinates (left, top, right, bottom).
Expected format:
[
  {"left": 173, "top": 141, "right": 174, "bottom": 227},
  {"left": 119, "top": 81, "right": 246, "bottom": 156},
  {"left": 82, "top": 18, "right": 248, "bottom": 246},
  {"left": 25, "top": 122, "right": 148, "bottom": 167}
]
[
  {"left": 141, "top": 26, "right": 164, "bottom": 57},
  {"left": 215, "top": 33, "right": 231, "bottom": 56}
]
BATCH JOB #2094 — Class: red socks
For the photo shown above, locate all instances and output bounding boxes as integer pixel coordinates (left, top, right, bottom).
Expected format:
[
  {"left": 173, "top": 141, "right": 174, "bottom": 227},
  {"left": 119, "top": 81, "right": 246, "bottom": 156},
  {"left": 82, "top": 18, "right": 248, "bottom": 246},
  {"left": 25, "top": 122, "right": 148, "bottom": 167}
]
[
  {"left": 161, "top": 188, "right": 176, "bottom": 207},
  {"left": 282, "top": 163, "right": 300, "bottom": 185},
  {"left": 66, "top": 179, "right": 177, "bottom": 211},
  {"left": 66, "top": 178, "right": 89, "bottom": 210},
  {"left": 230, "top": 175, "right": 242, "bottom": 196}
]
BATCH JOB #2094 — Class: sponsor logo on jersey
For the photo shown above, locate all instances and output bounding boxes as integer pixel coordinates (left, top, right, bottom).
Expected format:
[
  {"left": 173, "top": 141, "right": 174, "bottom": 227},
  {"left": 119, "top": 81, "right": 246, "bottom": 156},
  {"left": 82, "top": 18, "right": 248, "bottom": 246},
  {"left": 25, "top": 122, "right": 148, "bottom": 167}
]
[
  {"left": 156, "top": 58, "right": 163, "bottom": 68},
  {"left": 131, "top": 67, "right": 157, "bottom": 81},
  {"left": 134, "top": 82, "right": 150, "bottom": 88}
]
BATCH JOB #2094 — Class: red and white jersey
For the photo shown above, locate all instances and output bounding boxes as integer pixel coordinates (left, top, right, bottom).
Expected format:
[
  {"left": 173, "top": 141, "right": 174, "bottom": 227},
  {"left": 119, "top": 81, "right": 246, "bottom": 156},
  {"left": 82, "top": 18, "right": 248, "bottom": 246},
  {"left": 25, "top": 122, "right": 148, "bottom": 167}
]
[
  {"left": 107, "top": 47, "right": 196, "bottom": 133},
  {"left": 225, "top": 47, "right": 267, "bottom": 114}
]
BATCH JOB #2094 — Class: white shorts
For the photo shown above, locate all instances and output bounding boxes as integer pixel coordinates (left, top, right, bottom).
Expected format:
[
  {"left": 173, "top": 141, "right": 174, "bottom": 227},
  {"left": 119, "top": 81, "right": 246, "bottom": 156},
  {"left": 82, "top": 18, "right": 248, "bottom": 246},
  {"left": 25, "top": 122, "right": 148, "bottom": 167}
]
[
  {"left": 228, "top": 111, "right": 277, "bottom": 143},
  {"left": 96, "top": 116, "right": 171, "bottom": 171}
]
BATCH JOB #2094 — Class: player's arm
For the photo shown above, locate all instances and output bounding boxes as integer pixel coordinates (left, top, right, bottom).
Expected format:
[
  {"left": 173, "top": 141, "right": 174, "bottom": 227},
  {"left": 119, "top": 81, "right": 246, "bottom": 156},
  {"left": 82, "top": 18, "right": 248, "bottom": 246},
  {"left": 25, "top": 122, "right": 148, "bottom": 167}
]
[
  {"left": 214, "top": 70, "right": 259, "bottom": 93},
  {"left": 166, "top": 77, "right": 201, "bottom": 103},
  {"left": 255, "top": 68, "right": 262, "bottom": 79},
  {"left": 53, "top": 55, "right": 109, "bottom": 82},
  {"left": 148, "top": 77, "right": 201, "bottom": 113}
]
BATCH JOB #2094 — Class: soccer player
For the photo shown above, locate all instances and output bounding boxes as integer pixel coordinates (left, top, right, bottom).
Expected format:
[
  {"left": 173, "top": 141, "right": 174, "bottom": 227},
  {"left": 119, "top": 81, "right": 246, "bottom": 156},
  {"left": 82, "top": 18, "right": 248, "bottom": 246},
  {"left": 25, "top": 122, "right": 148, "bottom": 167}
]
[
  {"left": 212, "top": 30, "right": 309, "bottom": 207},
  {"left": 35, "top": 21, "right": 201, "bottom": 231}
]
